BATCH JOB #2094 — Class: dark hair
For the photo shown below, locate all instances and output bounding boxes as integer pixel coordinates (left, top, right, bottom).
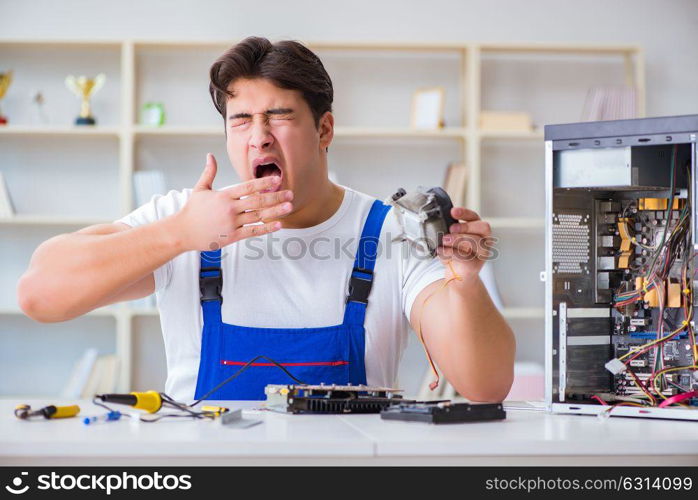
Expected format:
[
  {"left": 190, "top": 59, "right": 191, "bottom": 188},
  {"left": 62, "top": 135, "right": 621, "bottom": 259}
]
[{"left": 209, "top": 37, "right": 333, "bottom": 127}]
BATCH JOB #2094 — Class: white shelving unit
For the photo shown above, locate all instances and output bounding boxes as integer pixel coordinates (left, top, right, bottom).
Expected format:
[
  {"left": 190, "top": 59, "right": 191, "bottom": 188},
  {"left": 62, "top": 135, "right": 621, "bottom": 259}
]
[{"left": 0, "top": 39, "right": 645, "bottom": 395}]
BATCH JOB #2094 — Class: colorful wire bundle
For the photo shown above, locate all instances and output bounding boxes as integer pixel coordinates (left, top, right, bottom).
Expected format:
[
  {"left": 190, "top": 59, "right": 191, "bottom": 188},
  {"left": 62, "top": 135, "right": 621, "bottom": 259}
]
[{"left": 595, "top": 146, "right": 697, "bottom": 411}]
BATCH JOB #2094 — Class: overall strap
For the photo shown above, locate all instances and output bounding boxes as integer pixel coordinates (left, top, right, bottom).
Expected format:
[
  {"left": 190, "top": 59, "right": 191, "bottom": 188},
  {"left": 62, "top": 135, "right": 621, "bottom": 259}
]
[
  {"left": 199, "top": 249, "right": 223, "bottom": 319},
  {"left": 343, "top": 199, "right": 391, "bottom": 327}
]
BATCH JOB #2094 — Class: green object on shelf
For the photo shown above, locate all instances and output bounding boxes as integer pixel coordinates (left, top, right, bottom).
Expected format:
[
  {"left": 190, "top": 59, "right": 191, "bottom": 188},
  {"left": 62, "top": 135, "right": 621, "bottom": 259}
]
[{"left": 141, "top": 102, "right": 166, "bottom": 126}]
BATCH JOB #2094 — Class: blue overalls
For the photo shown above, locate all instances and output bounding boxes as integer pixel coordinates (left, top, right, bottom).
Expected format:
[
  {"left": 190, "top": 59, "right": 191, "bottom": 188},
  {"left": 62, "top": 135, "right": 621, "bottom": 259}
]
[{"left": 194, "top": 199, "right": 391, "bottom": 400}]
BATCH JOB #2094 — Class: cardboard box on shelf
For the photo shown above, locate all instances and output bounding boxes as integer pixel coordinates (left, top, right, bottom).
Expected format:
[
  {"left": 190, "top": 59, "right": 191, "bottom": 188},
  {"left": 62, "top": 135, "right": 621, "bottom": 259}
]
[{"left": 479, "top": 111, "right": 533, "bottom": 132}]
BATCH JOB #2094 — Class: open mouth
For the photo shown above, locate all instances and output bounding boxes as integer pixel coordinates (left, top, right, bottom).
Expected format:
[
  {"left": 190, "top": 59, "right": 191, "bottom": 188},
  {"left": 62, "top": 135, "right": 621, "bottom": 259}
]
[{"left": 254, "top": 162, "right": 283, "bottom": 192}]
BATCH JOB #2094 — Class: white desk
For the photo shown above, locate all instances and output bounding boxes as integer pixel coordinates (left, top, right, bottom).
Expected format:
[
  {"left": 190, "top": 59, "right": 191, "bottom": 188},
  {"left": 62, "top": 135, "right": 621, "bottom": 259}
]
[{"left": 2, "top": 399, "right": 697, "bottom": 466}]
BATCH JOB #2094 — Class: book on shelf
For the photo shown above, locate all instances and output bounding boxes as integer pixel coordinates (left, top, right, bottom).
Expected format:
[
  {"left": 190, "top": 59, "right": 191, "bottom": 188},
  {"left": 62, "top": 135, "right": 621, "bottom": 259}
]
[
  {"left": 133, "top": 170, "right": 167, "bottom": 207},
  {"left": 61, "top": 348, "right": 99, "bottom": 398},
  {"left": 80, "top": 354, "right": 120, "bottom": 398},
  {"left": 443, "top": 162, "right": 468, "bottom": 208},
  {"left": 0, "top": 171, "right": 15, "bottom": 217},
  {"left": 581, "top": 85, "right": 637, "bottom": 122}
]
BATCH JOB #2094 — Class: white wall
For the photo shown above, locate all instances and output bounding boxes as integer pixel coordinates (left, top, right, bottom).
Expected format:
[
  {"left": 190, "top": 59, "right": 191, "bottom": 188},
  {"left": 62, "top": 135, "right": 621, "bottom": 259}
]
[{"left": 2, "top": 0, "right": 696, "bottom": 116}]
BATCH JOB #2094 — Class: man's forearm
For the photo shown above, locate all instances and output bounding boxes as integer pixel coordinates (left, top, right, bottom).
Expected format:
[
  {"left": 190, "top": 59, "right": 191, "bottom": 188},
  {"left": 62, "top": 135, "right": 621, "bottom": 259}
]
[
  {"left": 17, "top": 215, "right": 185, "bottom": 321},
  {"left": 422, "top": 276, "right": 516, "bottom": 401}
]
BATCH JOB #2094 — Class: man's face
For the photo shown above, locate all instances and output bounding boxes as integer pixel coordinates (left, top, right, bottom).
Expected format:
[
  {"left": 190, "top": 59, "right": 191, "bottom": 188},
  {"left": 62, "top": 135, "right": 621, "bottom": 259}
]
[{"left": 225, "top": 77, "right": 331, "bottom": 204}]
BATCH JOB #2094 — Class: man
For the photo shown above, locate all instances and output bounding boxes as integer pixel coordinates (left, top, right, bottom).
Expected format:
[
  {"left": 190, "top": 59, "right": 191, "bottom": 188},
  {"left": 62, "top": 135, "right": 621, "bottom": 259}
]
[{"left": 17, "top": 37, "right": 515, "bottom": 402}]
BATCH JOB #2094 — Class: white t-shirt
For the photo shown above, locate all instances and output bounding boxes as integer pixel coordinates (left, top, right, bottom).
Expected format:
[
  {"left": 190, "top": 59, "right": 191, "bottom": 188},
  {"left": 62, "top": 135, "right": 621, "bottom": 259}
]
[{"left": 116, "top": 186, "right": 445, "bottom": 401}]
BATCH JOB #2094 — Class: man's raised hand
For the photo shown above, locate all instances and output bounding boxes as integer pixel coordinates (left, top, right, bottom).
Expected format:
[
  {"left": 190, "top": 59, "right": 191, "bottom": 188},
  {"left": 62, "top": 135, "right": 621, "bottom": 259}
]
[{"left": 174, "top": 153, "right": 293, "bottom": 251}]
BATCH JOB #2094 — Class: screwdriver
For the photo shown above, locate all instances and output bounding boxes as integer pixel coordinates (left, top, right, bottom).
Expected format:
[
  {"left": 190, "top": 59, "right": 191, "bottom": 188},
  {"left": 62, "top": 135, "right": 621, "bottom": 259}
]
[
  {"left": 95, "top": 391, "right": 162, "bottom": 413},
  {"left": 15, "top": 404, "right": 80, "bottom": 420}
]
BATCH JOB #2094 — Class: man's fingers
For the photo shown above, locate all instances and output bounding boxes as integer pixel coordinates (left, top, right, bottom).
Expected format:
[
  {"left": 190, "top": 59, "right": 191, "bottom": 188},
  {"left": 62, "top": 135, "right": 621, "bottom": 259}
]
[
  {"left": 236, "top": 190, "right": 293, "bottom": 212},
  {"left": 451, "top": 207, "right": 480, "bottom": 222},
  {"left": 193, "top": 153, "right": 218, "bottom": 191},
  {"left": 437, "top": 245, "right": 454, "bottom": 260},
  {"left": 233, "top": 221, "right": 282, "bottom": 240},
  {"left": 223, "top": 176, "right": 282, "bottom": 198},
  {"left": 448, "top": 220, "right": 491, "bottom": 237},
  {"left": 443, "top": 233, "right": 477, "bottom": 254},
  {"left": 236, "top": 202, "right": 293, "bottom": 225},
  {"left": 442, "top": 234, "right": 494, "bottom": 260},
  {"left": 438, "top": 244, "right": 486, "bottom": 261}
]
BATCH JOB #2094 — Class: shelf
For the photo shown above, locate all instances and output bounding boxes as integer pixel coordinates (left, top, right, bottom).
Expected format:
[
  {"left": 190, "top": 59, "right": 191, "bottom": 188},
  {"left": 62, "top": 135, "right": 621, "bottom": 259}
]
[
  {"left": 479, "top": 43, "right": 640, "bottom": 55},
  {"left": 133, "top": 40, "right": 230, "bottom": 49},
  {"left": 127, "top": 39, "right": 469, "bottom": 52},
  {"left": 308, "top": 41, "right": 466, "bottom": 52},
  {"left": 0, "top": 39, "right": 122, "bottom": 48},
  {"left": 0, "top": 306, "right": 159, "bottom": 318},
  {"left": 128, "top": 308, "right": 159, "bottom": 317},
  {"left": 0, "top": 215, "right": 112, "bottom": 226},
  {"left": 501, "top": 307, "right": 544, "bottom": 319},
  {"left": 133, "top": 125, "right": 469, "bottom": 139},
  {"left": 134, "top": 125, "right": 221, "bottom": 136},
  {"left": 487, "top": 217, "right": 545, "bottom": 229},
  {"left": 333, "top": 126, "right": 468, "bottom": 139},
  {"left": 1, "top": 304, "right": 543, "bottom": 320},
  {"left": 0, "top": 306, "right": 118, "bottom": 317},
  {"left": 124, "top": 40, "right": 639, "bottom": 55},
  {"left": 0, "top": 126, "right": 120, "bottom": 137},
  {"left": 478, "top": 130, "right": 544, "bottom": 140}
]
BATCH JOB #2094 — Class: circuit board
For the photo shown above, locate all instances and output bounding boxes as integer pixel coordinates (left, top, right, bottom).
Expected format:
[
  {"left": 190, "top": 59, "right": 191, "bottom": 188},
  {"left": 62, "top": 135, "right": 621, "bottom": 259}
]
[
  {"left": 264, "top": 384, "right": 411, "bottom": 414},
  {"left": 598, "top": 195, "right": 698, "bottom": 405}
]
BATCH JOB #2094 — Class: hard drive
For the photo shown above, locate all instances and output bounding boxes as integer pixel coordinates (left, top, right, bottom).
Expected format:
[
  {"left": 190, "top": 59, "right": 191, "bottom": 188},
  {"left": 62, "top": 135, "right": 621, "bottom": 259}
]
[{"left": 380, "top": 401, "right": 506, "bottom": 424}]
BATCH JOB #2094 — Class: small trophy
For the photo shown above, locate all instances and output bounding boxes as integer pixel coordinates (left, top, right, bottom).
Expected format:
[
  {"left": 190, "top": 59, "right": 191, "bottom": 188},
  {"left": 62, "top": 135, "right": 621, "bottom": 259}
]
[
  {"left": 65, "top": 73, "right": 105, "bottom": 125},
  {"left": 0, "top": 71, "right": 12, "bottom": 125}
]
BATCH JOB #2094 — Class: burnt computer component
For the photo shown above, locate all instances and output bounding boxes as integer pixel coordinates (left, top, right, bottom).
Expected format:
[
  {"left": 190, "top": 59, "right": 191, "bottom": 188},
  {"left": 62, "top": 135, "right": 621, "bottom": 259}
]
[
  {"left": 546, "top": 115, "right": 698, "bottom": 420},
  {"left": 390, "top": 186, "right": 457, "bottom": 257},
  {"left": 380, "top": 401, "right": 506, "bottom": 424},
  {"left": 264, "top": 384, "right": 410, "bottom": 414}
]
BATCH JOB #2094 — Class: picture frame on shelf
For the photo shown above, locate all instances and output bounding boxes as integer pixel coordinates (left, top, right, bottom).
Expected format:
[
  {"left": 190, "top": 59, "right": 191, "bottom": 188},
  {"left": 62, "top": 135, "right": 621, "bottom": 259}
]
[{"left": 410, "top": 86, "right": 445, "bottom": 130}]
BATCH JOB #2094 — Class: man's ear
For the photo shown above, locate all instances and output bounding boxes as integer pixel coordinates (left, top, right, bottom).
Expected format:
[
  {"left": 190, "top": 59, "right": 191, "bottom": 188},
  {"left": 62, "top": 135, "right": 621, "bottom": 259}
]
[{"left": 318, "top": 111, "right": 334, "bottom": 152}]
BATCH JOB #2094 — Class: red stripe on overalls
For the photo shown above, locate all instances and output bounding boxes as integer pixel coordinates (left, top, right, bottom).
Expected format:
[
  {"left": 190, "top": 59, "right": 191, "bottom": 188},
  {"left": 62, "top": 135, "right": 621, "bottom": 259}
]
[{"left": 221, "top": 360, "right": 349, "bottom": 367}]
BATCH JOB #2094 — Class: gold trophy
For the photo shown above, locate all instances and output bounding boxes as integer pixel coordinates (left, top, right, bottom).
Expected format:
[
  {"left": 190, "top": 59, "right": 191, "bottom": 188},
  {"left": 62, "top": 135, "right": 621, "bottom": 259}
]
[
  {"left": 0, "top": 71, "right": 12, "bottom": 125},
  {"left": 65, "top": 73, "right": 105, "bottom": 125}
]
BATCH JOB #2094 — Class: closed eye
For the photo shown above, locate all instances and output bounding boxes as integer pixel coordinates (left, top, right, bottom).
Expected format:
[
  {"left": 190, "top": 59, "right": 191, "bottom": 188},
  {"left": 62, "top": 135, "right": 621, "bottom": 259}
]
[
  {"left": 229, "top": 117, "right": 252, "bottom": 128},
  {"left": 228, "top": 109, "right": 294, "bottom": 129},
  {"left": 270, "top": 113, "right": 294, "bottom": 121}
]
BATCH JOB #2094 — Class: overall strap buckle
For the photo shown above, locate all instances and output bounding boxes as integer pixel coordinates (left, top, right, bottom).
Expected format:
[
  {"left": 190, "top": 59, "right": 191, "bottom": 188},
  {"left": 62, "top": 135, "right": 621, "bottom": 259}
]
[
  {"left": 346, "top": 267, "right": 373, "bottom": 304},
  {"left": 199, "top": 267, "right": 223, "bottom": 303}
]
